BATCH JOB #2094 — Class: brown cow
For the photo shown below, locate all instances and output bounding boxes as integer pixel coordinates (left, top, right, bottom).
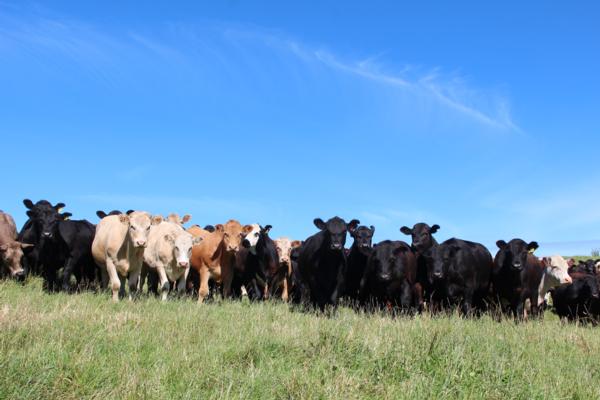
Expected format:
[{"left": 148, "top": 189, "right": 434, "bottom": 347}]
[
  {"left": 189, "top": 219, "right": 253, "bottom": 303},
  {"left": 0, "top": 211, "right": 32, "bottom": 280}
]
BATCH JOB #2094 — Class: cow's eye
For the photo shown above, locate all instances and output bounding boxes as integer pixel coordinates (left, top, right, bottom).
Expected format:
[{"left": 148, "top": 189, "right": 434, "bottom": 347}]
[
  {"left": 146, "top": 226, "right": 150, "bottom": 231},
  {"left": 131, "top": 226, "right": 136, "bottom": 230},
  {"left": 255, "top": 232, "right": 259, "bottom": 237}
]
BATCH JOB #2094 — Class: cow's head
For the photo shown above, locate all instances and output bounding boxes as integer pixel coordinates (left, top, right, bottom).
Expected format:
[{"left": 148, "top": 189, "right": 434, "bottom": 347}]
[
  {"left": 351, "top": 225, "right": 375, "bottom": 253},
  {"left": 496, "top": 239, "right": 538, "bottom": 271},
  {"left": 274, "top": 238, "right": 302, "bottom": 268},
  {"left": 541, "top": 255, "right": 572, "bottom": 288},
  {"left": 428, "top": 243, "right": 461, "bottom": 281},
  {"left": 120, "top": 211, "right": 157, "bottom": 248},
  {"left": 23, "top": 199, "right": 69, "bottom": 238},
  {"left": 167, "top": 213, "right": 192, "bottom": 226},
  {"left": 313, "top": 216, "right": 359, "bottom": 251},
  {"left": 400, "top": 223, "right": 439, "bottom": 253},
  {"left": 241, "top": 223, "right": 261, "bottom": 252},
  {"left": 371, "top": 242, "right": 410, "bottom": 282},
  {"left": 164, "top": 230, "right": 202, "bottom": 269},
  {"left": 0, "top": 241, "right": 32, "bottom": 280},
  {"left": 220, "top": 220, "right": 253, "bottom": 253}
]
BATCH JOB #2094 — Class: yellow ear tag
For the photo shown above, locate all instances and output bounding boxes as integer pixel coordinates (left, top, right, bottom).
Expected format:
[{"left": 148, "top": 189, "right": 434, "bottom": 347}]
[
  {"left": 57, "top": 208, "right": 64, "bottom": 213},
  {"left": 528, "top": 248, "right": 535, "bottom": 254}
]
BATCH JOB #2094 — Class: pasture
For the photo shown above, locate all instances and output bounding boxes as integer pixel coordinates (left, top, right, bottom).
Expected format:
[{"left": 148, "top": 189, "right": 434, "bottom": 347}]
[{"left": 2, "top": 278, "right": 600, "bottom": 399}]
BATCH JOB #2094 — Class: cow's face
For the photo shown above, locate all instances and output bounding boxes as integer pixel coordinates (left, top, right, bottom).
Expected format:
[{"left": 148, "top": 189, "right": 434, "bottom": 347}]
[
  {"left": 429, "top": 244, "right": 460, "bottom": 281},
  {"left": 274, "top": 238, "right": 301, "bottom": 268},
  {"left": 122, "top": 212, "right": 155, "bottom": 248},
  {"left": 371, "top": 244, "right": 405, "bottom": 281},
  {"left": 241, "top": 224, "right": 261, "bottom": 251},
  {"left": 314, "top": 217, "right": 359, "bottom": 251},
  {"left": 542, "top": 256, "right": 572, "bottom": 286},
  {"left": 220, "top": 220, "right": 251, "bottom": 253},
  {"left": 351, "top": 226, "right": 375, "bottom": 253},
  {"left": 168, "top": 232, "right": 201, "bottom": 268},
  {"left": 400, "top": 223, "right": 439, "bottom": 253},
  {"left": 24, "top": 199, "right": 69, "bottom": 238},
  {"left": 496, "top": 239, "right": 538, "bottom": 271},
  {"left": 37, "top": 210, "right": 72, "bottom": 240},
  {"left": 0, "top": 242, "right": 31, "bottom": 280}
]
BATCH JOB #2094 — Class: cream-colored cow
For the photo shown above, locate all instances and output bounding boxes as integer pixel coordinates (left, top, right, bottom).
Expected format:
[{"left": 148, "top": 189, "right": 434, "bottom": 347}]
[
  {"left": 273, "top": 237, "right": 302, "bottom": 301},
  {"left": 143, "top": 220, "right": 201, "bottom": 300},
  {"left": 92, "top": 211, "right": 159, "bottom": 301}
]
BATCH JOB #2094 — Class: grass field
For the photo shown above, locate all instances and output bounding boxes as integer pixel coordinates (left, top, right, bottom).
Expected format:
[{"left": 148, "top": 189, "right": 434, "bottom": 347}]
[{"left": 2, "top": 278, "right": 600, "bottom": 399}]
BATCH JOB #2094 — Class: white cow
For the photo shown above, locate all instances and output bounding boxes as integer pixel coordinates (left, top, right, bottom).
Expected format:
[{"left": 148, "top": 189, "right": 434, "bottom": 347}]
[
  {"left": 143, "top": 220, "right": 202, "bottom": 300},
  {"left": 537, "top": 255, "right": 573, "bottom": 307},
  {"left": 92, "top": 211, "right": 159, "bottom": 301}
]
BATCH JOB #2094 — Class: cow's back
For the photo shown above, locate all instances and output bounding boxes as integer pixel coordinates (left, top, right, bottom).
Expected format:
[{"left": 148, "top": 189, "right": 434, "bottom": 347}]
[
  {"left": 0, "top": 212, "right": 18, "bottom": 243},
  {"left": 92, "top": 215, "right": 128, "bottom": 266}
]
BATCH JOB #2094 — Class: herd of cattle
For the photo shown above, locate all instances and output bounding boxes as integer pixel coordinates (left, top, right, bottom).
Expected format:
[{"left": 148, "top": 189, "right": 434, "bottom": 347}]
[{"left": 1, "top": 199, "right": 600, "bottom": 322}]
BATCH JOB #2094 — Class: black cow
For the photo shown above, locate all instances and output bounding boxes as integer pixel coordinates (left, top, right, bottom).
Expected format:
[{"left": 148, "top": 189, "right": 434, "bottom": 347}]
[
  {"left": 359, "top": 240, "right": 417, "bottom": 313},
  {"left": 551, "top": 275, "right": 600, "bottom": 322},
  {"left": 492, "top": 239, "right": 543, "bottom": 318},
  {"left": 238, "top": 225, "right": 281, "bottom": 300},
  {"left": 344, "top": 225, "right": 375, "bottom": 302},
  {"left": 295, "top": 217, "right": 359, "bottom": 311},
  {"left": 18, "top": 199, "right": 67, "bottom": 276},
  {"left": 569, "top": 259, "right": 597, "bottom": 276},
  {"left": 35, "top": 210, "right": 97, "bottom": 292},
  {"left": 288, "top": 245, "right": 304, "bottom": 304},
  {"left": 400, "top": 223, "right": 440, "bottom": 311},
  {"left": 427, "top": 238, "right": 492, "bottom": 315}
]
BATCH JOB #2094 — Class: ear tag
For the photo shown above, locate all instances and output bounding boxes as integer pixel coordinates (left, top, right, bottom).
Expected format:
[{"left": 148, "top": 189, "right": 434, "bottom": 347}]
[{"left": 528, "top": 248, "right": 535, "bottom": 254}]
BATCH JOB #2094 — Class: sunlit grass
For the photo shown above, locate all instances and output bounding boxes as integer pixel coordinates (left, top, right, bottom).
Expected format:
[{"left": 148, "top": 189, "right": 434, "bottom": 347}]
[{"left": 1, "top": 278, "right": 600, "bottom": 399}]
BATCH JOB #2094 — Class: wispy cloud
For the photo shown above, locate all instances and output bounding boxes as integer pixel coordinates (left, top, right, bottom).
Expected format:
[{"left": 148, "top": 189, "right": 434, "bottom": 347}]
[{"left": 0, "top": 4, "right": 520, "bottom": 133}]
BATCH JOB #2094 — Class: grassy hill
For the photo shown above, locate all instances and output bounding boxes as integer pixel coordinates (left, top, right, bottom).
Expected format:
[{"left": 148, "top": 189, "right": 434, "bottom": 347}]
[{"left": 1, "top": 278, "right": 600, "bottom": 399}]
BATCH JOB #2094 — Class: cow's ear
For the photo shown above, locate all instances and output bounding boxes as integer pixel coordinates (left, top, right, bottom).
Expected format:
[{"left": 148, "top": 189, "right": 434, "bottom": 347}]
[
  {"left": 61, "top": 212, "right": 72, "bottom": 220},
  {"left": 126, "top": 210, "right": 135, "bottom": 215},
  {"left": 96, "top": 211, "right": 107, "bottom": 219},
  {"left": 242, "top": 225, "right": 254, "bottom": 234},
  {"left": 23, "top": 199, "right": 34, "bottom": 209},
  {"left": 119, "top": 214, "right": 130, "bottom": 224},
  {"left": 19, "top": 242, "right": 34, "bottom": 249},
  {"left": 262, "top": 225, "right": 272, "bottom": 234},
  {"left": 54, "top": 202, "right": 66, "bottom": 211},
  {"left": 313, "top": 218, "right": 326, "bottom": 230},
  {"left": 430, "top": 224, "right": 440, "bottom": 234},
  {"left": 192, "top": 236, "right": 203, "bottom": 246},
  {"left": 369, "top": 225, "right": 376, "bottom": 235},
  {"left": 291, "top": 240, "right": 302, "bottom": 248},
  {"left": 182, "top": 214, "right": 192, "bottom": 224},
  {"left": 527, "top": 241, "right": 539, "bottom": 253},
  {"left": 215, "top": 224, "right": 224, "bottom": 232},
  {"left": 26, "top": 210, "right": 34, "bottom": 218},
  {"left": 152, "top": 215, "right": 163, "bottom": 225},
  {"left": 496, "top": 240, "right": 507, "bottom": 249},
  {"left": 400, "top": 226, "right": 412, "bottom": 235},
  {"left": 347, "top": 219, "right": 360, "bottom": 233}
]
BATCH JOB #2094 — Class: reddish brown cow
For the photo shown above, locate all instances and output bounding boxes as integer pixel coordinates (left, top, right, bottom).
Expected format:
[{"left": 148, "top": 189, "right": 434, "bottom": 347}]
[
  {"left": 189, "top": 220, "right": 253, "bottom": 302},
  {"left": 0, "top": 211, "right": 33, "bottom": 280}
]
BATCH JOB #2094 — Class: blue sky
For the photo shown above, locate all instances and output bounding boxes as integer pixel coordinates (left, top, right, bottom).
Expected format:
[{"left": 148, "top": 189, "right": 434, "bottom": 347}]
[{"left": 1, "top": 1, "right": 599, "bottom": 255}]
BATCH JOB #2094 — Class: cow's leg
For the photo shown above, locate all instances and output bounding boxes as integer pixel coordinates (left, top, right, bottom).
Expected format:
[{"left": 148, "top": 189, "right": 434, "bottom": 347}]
[
  {"left": 62, "top": 255, "right": 79, "bottom": 292},
  {"left": 128, "top": 268, "right": 142, "bottom": 301},
  {"left": 105, "top": 258, "right": 121, "bottom": 302},
  {"left": 156, "top": 265, "right": 170, "bottom": 301},
  {"left": 100, "top": 266, "right": 109, "bottom": 290},
  {"left": 221, "top": 262, "right": 234, "bottom": 299},
  {"left": 118, "top": 274, "right": 127, "bottom": 299},
  {"left": 529, "top": 293, "right": 540, "bottom": 319},
  {"left": 400, "top": 281, "right": 414, "bottom": 314},
  {"left": 176, "top": 268, "right": 189, "bottom": 297},
  {"left": 461, "top": 289, "right": 474, "bottom": 317},
  {"left": 198, "top": 267, "right": 210, "bottom": 303},
  {"left": 413, "top": 282, "right": 424, "bottom": 313},
  {"left": 282, "top": 277, "right": 289, "bottom": 302}
]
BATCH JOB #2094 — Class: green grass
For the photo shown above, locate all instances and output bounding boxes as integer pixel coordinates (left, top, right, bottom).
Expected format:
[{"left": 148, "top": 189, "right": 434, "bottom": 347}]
[{"left": 2, "top": 278, "right": 600, "bottom": 399}]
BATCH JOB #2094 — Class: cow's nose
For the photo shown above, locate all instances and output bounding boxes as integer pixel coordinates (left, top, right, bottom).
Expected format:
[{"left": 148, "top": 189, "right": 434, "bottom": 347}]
[
  {"left": 330, "top": 244, "right": 342, "bottom": 250},
  {"left": 433, "top": 271, "right": 443, "bottom": 278},
  {"left": 512, "top": 263, "right": 522, "bottom": 270},
  {"left": 42, "top": 232, "right": 52, "bottom": 238},
  {"left": 564, "top": 277, "right": 573, "bottom": 284},
  {"left": 136, "top": 241, "right": 146, "bottom": 248},
  {"left": 178, "top": 261, "right": 188, "bottom": 268},
  {"left": 15, "top": 270, "right": 25, "bottom": 281}
]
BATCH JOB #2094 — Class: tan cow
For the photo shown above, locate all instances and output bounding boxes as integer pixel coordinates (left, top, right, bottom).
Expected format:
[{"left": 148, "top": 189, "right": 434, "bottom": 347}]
[
  {"left": 273, "top": 237, "right": 302, "bottom": 301},
  {"left": 92, "top": 211, "right": 159, "bottom": 301},
  {"left": 0, "top": 211, "right": 32, "bottom": 280},
  {"left": 189, "top": 219, "right": 253, "bottom": 303},
  {"left": 143, "top": 220, "right": 202, "bottom": 300}
]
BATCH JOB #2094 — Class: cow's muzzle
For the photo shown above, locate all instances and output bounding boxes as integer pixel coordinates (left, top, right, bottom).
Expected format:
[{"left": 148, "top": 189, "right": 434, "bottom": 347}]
[
  {"left": 330, "top": 244, "right": 343, "bottom": 251},
  {"left": 512, "top": 262, "right": 522, "bottom": 270}
]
